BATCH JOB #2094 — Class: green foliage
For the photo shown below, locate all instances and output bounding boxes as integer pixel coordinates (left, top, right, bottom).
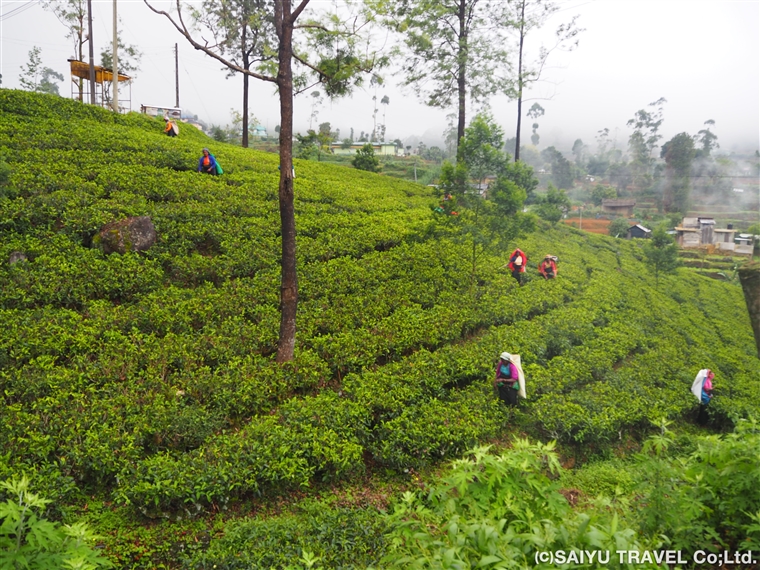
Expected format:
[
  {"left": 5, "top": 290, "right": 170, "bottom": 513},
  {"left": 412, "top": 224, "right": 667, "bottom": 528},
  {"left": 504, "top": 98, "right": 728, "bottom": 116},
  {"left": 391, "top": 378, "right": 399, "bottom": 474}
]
[
  {"left": 540, "top": 146, "right": 573, "bottom": 189},
  {"left": 661, "top": 132, "right": 696, "bottom": 214},
  {"left": 296, "top": 129, "right": 333, "bottom": 161},
  {"left": 634, "top": 419, "right": 760, "bottom": 553},
  {"left": 0, "top": 476, "right": 112, "bottom": 569},
  {"left": 456, "top": 113, "right": 504, "bottom": 185},
  {"left": 627, "top": 97, "right": 666, "bottom": 190},
  {"left": 187, "top": 500, "right": 388, "bottom": 569},
  {"left": 382, "top": 441, "right": 650, "bottom": 569},
  {"left": 2, "top": 90, "right": 760, "bottom": 566},
  {"left": 590, "top": 183, "right": 616, "bottom": 206},
  {"left": 352, "top": 143, "right": 380, "bottom": 172},
  {"left": 534, "top": 184, "right": 570, "bottom": 224},
  {"left": 608, "top": 217, "right": 631, "bottom": 237},
  {"left": 643, "top": 225, "right": 680, "bottom": 284},
  {"left": 381, "top": 0, "right": 510, "bottom": 139},
  {"left": 433, "top": 114, "right": 535, "bottom": 285},
  {"left": 19, "top": 47, "right": 63, "bottom": 96}
]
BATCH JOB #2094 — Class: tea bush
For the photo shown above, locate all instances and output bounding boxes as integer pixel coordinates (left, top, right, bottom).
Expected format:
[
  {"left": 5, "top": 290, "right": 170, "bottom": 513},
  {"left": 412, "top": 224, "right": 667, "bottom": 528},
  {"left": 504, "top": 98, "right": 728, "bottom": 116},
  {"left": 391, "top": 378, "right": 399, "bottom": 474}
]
[
  {"left": 187, "top": 500, "right": 388, "bottom": 569},
  {"left": 2, "top": 90, "right": 760, "bottom": 565}
]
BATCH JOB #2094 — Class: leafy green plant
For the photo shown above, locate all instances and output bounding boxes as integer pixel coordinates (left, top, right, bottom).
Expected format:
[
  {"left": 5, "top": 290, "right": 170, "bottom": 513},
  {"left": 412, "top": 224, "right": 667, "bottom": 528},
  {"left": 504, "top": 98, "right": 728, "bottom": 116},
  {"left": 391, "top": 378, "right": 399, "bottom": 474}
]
[
  {"left": 608, "top": 217, "right": 631, "bottom": 237},
  {"left": 635, "top": 418, "right": 760, "bottom": 552},
  {"left": 382, "top": 440, "right": 653, "bottom": 569},
  {"left": 643, "top": 225, "right": 680, "bottom": 285},
  {"left": 0, "top": 475, "right": 112, "bottom": 569},
  {"left": 351, "top": 144, "right": 380, "bottom": 172}
]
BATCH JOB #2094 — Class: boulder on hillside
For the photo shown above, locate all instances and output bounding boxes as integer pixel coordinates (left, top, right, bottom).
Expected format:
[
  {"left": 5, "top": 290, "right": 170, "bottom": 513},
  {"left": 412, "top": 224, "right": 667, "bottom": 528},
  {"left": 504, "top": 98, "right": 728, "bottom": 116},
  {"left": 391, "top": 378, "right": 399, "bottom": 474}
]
[
  {"left": 97, "top": 216, "right": 157, "bottom": 255},
  {"left": 9, "top": 251, "right": 27, "bottom": 264}
]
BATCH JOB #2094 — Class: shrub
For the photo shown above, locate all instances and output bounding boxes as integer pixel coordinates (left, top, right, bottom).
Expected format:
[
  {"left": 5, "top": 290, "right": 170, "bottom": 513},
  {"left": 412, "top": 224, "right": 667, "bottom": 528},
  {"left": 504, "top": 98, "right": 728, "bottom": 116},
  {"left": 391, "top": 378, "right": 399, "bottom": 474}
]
[
  {"left": 351, "top": 144, "right": 380, "bottom": 172},
  {"left": 382, "top": 440, "right": 652, "bottom": 569},
  {"left": 608, "top": 217, "right": 631, "bottom": 237},
  {"left": 0, "top": 475, "right": 113, "bottom": 569},
  {"left": 187, "top": 500, "right": 388, "bottom": 569}
]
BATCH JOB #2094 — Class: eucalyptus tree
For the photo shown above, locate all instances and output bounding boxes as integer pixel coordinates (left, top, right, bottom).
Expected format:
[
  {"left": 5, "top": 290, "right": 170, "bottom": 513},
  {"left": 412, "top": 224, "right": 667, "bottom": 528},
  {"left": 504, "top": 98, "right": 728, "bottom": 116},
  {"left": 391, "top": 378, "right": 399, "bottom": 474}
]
[
  {"left": 526, "top": 102, "right": 543, "bottom": 146},
  {"left": 145, "top": 0, "right": 383, "bottom": 362},
  {"left": 183, "top": 1, "right": 276, "bottom": 148},
  {"left": 19, "top": 47, "right": 64, "bottom": 95},
  {"left": 380, "top": 94, "right": 389, "bottom": 141},
  {"left": 661, "top": 132, "right": 695, "bottom": 214},
  {"left": 375, "top": 0, "right": 511, "bottom": 153},
  {"left": 40, "top": 0, "right": 88, "bottom": 100},
  {"left": 691, "top": 120, "right": 729, "bottom": 202},
  {"left": 696, "top": 119, "right": 719, "bottom": 157},
  {"left": 502, "top": 0, "right": 582, "bottom": 161},
  {"left": 627, "top": 97, "right": 667, "bottom": 190}
]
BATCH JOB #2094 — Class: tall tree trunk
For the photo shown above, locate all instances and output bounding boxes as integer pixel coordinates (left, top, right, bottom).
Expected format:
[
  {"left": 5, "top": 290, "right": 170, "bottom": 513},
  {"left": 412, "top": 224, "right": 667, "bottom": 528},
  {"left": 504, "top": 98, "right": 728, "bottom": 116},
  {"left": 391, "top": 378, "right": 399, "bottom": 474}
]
[
  {"left": 77, "top": 29, "right": 85, "bottom": 102},
  {"left": 514, "top": 0, "right": 525, "bottom": 161},
  {"left": 739, "top": 261, "right": 760, "bottom": 358},
  {"left": 243, "top": 71, "right": 250, "bottom": 148},
  {"left": 275, "top": 0, "right": 298, "bottom": 362},
  {"left": 242, "top": 26, "right": 250, "bottom": 148},
  {"left": 456, "top": 0, "right": 467, "bottom": 158}
]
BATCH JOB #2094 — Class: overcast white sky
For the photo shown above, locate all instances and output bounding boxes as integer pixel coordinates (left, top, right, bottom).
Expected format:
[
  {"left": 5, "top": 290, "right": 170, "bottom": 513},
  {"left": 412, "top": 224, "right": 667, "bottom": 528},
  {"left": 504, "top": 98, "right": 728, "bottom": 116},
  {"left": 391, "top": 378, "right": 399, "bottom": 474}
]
[{"left": 1, "top": 0, "right": 759, "bottom": 154}]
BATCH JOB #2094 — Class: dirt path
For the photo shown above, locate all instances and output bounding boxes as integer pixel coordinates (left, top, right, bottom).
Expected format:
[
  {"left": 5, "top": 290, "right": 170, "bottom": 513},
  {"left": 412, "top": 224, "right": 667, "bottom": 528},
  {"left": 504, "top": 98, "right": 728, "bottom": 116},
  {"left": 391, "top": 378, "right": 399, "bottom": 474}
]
[{"left": 562, "top": 218, "right": 611, "bottom": 234}]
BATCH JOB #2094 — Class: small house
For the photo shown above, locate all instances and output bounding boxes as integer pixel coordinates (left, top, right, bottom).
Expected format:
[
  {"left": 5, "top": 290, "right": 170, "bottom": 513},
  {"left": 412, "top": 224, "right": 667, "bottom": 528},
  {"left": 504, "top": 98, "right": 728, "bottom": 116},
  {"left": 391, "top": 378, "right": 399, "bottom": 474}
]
[
  {"left": 330, "top": 142, "right": 398, "bottom": 156},
  {"left": 252, "top": 125, "right": 268, "bottom": 139},
  {"left": 675, "top": 217, "right": 716, "bottom": 248},
  {"left": 140, "top": 104, "right": 180, "bottom": 120},
  {"left": 601, "top": 199, "right": 636, "bottom": 217},
  {"left": 713, "top": 228, "right": 737, "bottom": 251},
  {"left": 627, "top": 224, "right": 651, "bottom": 239},
  {"left": 736, "top": 234, "right": 755, "bottom": 255}
]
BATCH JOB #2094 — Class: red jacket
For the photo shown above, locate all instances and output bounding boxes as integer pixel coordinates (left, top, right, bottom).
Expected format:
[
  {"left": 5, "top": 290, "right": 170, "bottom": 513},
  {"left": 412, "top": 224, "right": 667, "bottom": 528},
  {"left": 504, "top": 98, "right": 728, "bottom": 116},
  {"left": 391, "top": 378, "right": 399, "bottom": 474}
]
[{"left": 508, "top": 249, "right": 527, "bottom": 273}]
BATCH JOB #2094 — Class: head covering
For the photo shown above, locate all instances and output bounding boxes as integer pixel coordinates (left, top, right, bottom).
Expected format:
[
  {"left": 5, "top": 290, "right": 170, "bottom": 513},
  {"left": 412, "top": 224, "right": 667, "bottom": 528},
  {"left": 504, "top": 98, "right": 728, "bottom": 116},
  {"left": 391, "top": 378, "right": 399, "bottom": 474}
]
[
  {"left": 545, "top": 254, "right": 552, "bottom": 259},
  {"left": 500, "top": 352, "right": 512, "bottom": 361},
  {"left": 202, "top": 147, "right": 209, "bottom": 153},
  {"left": 691, "top": 369, "right": 709, "bottom": 402}
]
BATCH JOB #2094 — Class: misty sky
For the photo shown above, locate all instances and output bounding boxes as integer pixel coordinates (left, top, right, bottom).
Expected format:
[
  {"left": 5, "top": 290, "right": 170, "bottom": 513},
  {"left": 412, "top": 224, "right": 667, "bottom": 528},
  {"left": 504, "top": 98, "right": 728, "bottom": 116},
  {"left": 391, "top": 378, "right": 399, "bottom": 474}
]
[{"left": 1, "top": 0, "right": 758, "bottom": 154}]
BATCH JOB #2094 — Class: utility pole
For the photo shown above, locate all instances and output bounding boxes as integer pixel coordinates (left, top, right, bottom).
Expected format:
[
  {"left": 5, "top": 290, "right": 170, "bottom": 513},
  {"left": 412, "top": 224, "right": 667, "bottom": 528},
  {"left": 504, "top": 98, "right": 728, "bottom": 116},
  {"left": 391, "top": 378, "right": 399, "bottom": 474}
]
[
  {"left": 86, "top": 0, "right": 95, "bottom": 104},
  {"left": 174, "top": 43, "right": 180, "bottom": 108},
  {"left": 112, "top": 0, "right": 118, "bottom": 112}
]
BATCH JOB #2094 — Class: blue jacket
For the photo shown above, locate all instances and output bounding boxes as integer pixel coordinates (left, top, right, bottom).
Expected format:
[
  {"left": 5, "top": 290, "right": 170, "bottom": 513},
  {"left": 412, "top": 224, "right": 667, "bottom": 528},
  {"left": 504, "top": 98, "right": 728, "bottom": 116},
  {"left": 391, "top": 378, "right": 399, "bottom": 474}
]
[{"left": 198, "top": 153, "right": 217, "bottom": 173}]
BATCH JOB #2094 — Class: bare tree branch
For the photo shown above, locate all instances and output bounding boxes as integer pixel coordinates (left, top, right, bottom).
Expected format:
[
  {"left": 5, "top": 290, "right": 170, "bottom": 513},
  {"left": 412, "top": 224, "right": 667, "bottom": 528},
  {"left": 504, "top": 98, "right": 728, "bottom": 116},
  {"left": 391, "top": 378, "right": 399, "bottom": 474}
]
[{"left": 143, "top": 0, "right": 277, "bottom": 83}]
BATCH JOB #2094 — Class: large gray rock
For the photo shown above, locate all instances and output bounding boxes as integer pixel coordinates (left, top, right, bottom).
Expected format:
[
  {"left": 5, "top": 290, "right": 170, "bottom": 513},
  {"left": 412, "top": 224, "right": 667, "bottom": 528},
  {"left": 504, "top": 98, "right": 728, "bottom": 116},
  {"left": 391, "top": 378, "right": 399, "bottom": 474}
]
[
  {"left": 9, "top": 251, "right": 27, "bottom": 264},
  {"left": 97, "top": 216, "right": 157, "bottom": 254}
]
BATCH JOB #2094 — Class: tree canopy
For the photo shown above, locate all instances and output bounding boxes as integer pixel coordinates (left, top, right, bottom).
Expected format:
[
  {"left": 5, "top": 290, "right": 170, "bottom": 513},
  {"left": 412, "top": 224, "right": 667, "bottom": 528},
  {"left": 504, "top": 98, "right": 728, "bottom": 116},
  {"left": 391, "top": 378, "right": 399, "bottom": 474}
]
[{"left": 376, "top": 0, "right": 510, "bottom": 151}]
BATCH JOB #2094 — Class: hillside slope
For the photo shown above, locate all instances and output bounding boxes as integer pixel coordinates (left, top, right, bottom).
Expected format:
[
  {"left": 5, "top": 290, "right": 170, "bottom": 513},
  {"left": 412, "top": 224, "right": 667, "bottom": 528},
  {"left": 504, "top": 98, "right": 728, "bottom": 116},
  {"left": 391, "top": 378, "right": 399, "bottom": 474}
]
[{"left": 1, "top": 90, "right": 759, "bottom": 565}]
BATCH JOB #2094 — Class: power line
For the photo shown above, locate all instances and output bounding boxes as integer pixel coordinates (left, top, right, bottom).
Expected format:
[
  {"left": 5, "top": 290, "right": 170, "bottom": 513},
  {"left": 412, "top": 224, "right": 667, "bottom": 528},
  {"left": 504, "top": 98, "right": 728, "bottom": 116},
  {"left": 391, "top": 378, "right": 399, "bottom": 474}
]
[
  {"left": 0, "top": 0, "right": 39, "bottom": 22},
  {"left": 181, "top": 61, "right": 213, "bottom": 119}
]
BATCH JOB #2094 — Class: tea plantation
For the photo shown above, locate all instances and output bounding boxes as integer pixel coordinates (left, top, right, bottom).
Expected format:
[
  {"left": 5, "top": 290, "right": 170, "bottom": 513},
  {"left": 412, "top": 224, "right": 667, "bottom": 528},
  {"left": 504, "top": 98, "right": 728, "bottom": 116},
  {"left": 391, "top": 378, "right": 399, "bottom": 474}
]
[{"left": 1, "top": 90, "right": 759, "bottom": 568}]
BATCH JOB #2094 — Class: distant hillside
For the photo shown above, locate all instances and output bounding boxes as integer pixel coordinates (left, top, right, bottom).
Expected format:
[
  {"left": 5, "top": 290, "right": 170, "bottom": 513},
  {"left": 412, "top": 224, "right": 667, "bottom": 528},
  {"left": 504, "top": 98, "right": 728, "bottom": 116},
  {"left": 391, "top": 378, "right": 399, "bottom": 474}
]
[{"left": 1, "top": 89, "right": 759, "bottom": 568}]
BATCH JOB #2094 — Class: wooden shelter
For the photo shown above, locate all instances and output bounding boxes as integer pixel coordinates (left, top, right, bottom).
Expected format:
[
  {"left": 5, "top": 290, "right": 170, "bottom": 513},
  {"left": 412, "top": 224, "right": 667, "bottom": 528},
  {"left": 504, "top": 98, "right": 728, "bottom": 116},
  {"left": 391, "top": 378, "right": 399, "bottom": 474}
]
[
  {"left": 627, "top": 224, "right": 651, "bottom": 239},
  {"left": 68, "top": 59, "right": 132, "bottom": 112},
  {"left": 601, "top": 199, "right": 636, "bottom": 216}
]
